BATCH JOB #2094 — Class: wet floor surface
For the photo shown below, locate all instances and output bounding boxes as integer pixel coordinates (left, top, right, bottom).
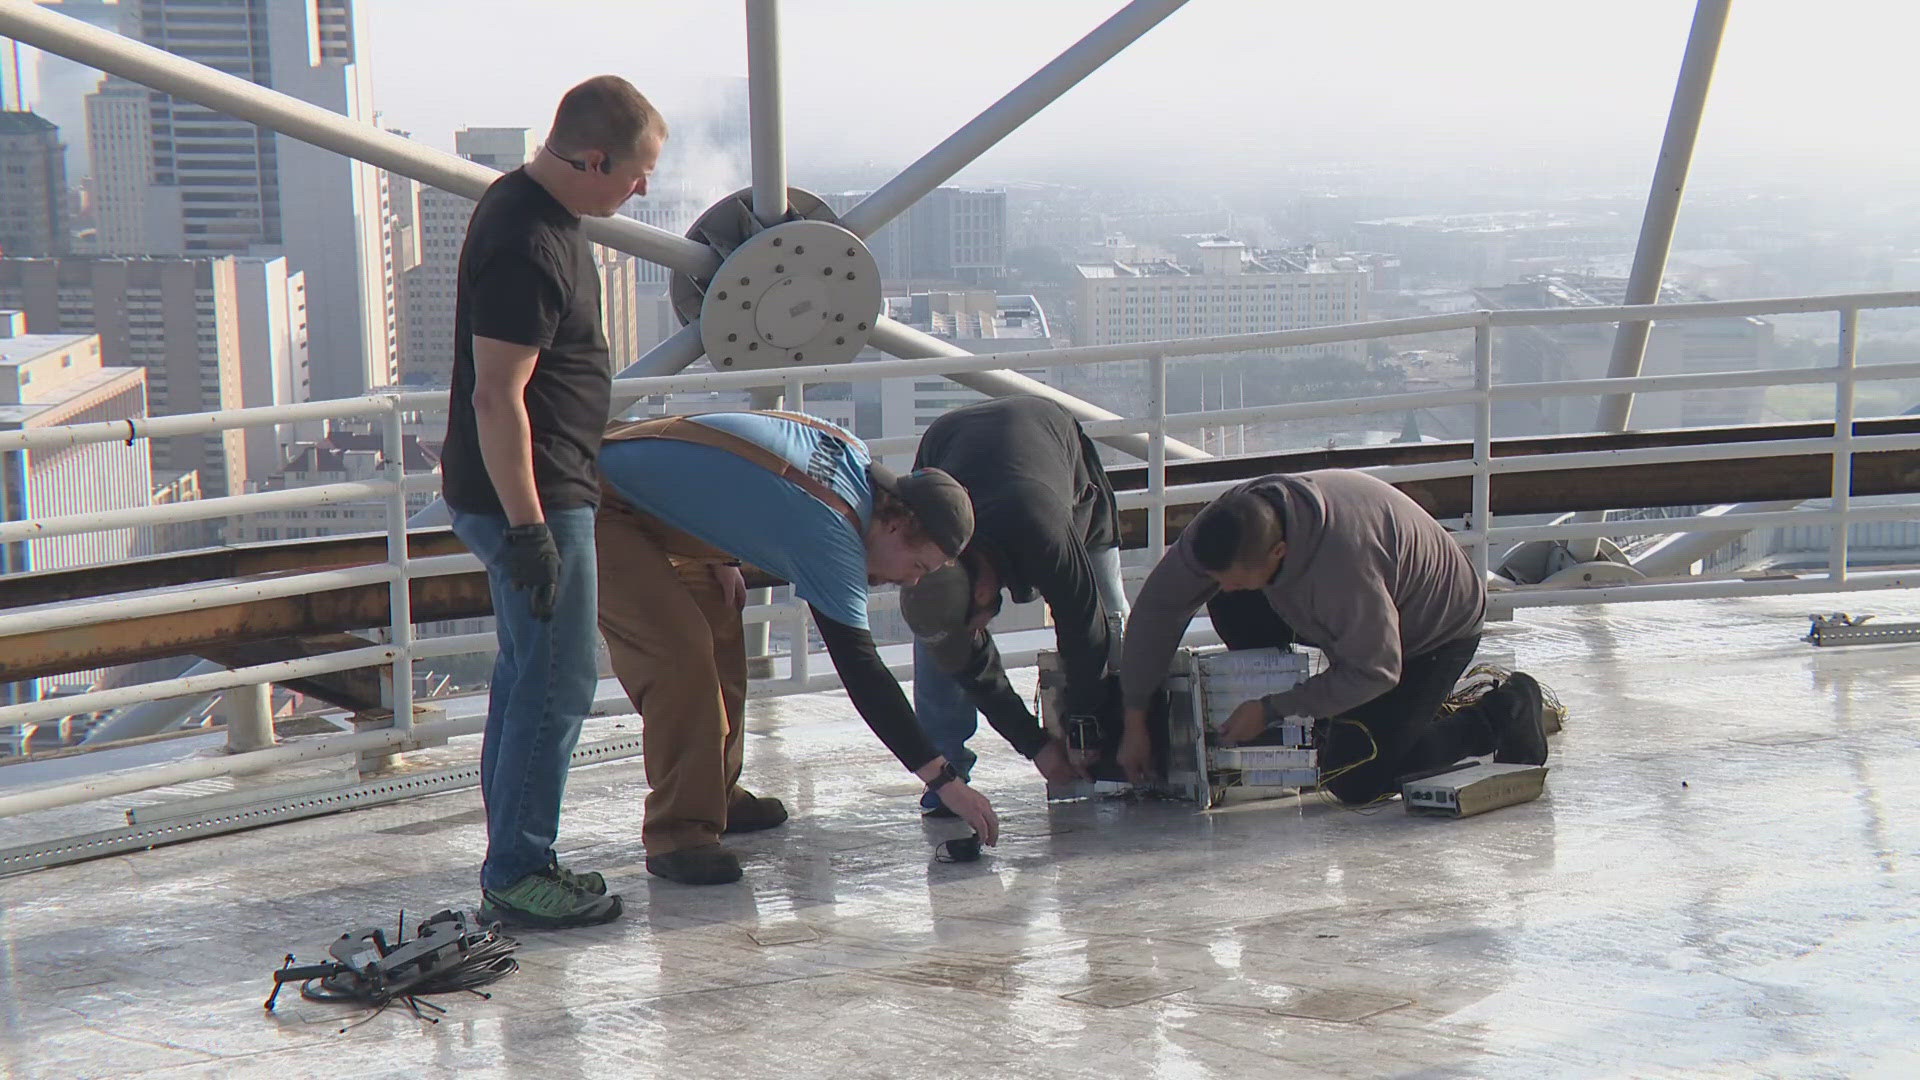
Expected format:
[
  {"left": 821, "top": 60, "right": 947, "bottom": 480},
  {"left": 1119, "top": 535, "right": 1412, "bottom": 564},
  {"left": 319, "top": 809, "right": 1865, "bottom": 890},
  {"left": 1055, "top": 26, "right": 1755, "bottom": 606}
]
[{"left": 1, "top": 594, "right": 1916, "bottom": 1078}]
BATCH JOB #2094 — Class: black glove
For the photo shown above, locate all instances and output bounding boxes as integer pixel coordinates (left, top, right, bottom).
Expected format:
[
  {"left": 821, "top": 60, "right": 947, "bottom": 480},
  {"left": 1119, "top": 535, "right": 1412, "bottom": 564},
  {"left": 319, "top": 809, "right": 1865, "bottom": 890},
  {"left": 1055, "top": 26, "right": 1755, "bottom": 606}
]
[{"left": 502, "top": 523, "right": 561, "bottom": 621}]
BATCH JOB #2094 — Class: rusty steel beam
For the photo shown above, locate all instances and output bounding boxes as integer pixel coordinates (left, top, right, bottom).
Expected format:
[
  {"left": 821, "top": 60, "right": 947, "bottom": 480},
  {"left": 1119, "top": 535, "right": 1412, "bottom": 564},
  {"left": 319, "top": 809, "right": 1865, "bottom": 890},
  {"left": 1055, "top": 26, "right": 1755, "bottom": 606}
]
[
  {"left": 197, "top": 633, "right": 391, "bottom": 713},
  {"left": 0, "top": 572, "right": 493, "bottom": 684},
  {"left": 0, "top": 530, "right": 473, "bottom": 611},
  {"left": 1104, "top": 416, "right": 1920, "bottom": 491}
]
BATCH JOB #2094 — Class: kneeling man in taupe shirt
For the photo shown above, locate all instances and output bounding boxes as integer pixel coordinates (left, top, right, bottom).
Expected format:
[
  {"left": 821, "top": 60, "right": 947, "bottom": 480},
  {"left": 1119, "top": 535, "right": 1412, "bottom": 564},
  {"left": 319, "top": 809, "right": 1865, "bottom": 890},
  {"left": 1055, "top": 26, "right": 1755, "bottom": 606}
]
[{"left": 1117, "top": 470, "right": 1551, "bottom": 804}]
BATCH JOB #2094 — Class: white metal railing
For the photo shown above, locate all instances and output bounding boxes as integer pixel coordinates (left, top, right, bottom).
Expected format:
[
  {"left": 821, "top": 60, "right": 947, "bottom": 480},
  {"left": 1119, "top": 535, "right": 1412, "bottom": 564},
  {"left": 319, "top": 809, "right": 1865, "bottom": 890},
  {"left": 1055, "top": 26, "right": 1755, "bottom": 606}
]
[{"left": 1, "top": 289, "right": 1917, "bottom": 816}]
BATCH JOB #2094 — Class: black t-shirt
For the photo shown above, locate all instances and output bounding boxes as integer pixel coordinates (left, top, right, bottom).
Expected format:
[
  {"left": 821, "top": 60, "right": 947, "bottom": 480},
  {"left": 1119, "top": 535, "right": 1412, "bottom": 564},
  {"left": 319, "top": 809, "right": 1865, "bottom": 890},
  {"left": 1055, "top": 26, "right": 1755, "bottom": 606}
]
[{"left": 440, "top": 168, "right": 611, "bottom": 514}]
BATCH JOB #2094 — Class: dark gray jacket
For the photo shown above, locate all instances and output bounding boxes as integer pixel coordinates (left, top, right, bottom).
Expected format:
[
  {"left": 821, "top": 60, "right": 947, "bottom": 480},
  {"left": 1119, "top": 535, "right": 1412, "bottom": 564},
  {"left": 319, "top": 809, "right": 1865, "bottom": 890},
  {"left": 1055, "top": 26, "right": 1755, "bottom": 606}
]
[
  {"left": 914, "top": 396, "right": 1119, "bottom": 754},
  {"left": 1120, "top": 470, "right": 1484, "bottom": 720}
]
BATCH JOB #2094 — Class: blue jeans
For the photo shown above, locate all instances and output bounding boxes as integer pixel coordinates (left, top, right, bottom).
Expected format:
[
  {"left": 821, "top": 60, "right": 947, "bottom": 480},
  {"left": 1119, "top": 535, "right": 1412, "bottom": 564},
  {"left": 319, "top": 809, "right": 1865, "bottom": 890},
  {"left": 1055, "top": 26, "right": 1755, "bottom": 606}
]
[
  {"left": 915, "top": 545, "right": 1128, "bottom": 809},
  {"left": 451, "top": 506, "right": 601, "bottom": 892}
]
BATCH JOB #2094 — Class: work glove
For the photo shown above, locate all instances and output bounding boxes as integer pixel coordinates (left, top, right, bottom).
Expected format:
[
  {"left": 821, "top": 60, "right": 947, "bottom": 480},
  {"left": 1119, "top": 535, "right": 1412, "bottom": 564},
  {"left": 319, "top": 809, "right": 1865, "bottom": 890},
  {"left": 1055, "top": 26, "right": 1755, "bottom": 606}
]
[{"left": 502, "top": 523, "right": 561, "bottom": 621}]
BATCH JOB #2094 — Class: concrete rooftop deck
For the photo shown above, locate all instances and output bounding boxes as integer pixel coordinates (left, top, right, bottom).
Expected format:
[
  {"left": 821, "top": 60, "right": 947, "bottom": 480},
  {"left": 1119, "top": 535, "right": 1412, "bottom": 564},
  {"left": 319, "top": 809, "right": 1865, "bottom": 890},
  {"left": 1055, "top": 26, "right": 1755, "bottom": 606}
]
[{"left": 1, "top": 594, "right": 1916, "bottom": 1078}]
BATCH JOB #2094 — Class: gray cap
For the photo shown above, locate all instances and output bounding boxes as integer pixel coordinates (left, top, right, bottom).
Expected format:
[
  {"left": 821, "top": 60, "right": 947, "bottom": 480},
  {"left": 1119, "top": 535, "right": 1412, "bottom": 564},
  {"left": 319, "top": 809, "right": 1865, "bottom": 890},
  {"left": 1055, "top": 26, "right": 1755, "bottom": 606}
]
[
  {"left": 869, "top": 463, "right": 974, "bottom": 557},
  {"left": 900, "top": 562, "right": 972, "bottom": 641}
]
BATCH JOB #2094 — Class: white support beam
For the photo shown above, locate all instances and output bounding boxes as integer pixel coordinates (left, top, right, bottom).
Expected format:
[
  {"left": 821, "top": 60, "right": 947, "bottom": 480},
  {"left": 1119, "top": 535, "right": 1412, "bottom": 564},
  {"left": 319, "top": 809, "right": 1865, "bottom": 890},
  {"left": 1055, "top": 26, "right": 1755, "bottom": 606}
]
[
  {"left": 1595, "top": 0, "right": 1733, "bottom": 432},
  {"left": 836, "top": 0, "right": 1193, "bottom": 239},
  {"left": 866, "top": 317, "right": 1208, "bottom": 461},
  {"left": 745, "top": 0, "right": 788, "bottom": 227}
]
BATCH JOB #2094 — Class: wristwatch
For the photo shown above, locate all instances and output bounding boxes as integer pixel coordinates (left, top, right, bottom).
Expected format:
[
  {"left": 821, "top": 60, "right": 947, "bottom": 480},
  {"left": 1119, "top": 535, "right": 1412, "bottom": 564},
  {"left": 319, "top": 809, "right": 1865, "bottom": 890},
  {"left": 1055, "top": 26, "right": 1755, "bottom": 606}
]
[{"left": 924, "top": 762, "right": 962, "bottom": 794}]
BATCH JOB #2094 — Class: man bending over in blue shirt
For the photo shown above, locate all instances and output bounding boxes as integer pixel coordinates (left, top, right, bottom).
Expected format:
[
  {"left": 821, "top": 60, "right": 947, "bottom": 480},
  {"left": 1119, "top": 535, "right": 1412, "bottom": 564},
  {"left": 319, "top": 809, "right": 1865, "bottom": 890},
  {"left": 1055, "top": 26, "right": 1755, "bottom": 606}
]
[{"left": 596, "top": 410, "right": 997, "bottom": 885}]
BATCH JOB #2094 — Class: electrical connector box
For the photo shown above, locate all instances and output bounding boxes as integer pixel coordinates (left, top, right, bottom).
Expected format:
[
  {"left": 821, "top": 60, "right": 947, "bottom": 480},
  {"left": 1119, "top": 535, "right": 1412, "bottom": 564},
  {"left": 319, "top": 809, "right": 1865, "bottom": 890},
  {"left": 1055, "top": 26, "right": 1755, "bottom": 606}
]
[
  {"left": 1037, "top": 645, "right": 1315, "bottom": 807},
  {"left": 1402, "top": 762, "right": 1548, "bottom": 818}
]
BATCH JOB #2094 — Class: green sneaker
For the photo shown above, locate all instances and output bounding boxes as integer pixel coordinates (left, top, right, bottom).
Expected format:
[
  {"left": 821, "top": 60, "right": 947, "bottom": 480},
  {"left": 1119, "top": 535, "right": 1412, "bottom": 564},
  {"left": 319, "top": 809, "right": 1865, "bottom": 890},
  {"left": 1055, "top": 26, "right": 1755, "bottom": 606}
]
[
  {"left": 546, "top": 857, "right": 607, "bottom": 896},
  {"left": 481, "top": 871, "right": 622, "bottom": 929}
]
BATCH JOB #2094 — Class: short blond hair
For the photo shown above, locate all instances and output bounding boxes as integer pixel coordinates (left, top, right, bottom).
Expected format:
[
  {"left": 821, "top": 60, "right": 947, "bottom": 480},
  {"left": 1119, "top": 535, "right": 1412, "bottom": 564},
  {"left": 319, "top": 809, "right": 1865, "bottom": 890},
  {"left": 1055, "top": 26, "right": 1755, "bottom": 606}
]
[{"left": 547, "top": 75, "right": 667, "bottom": 163}]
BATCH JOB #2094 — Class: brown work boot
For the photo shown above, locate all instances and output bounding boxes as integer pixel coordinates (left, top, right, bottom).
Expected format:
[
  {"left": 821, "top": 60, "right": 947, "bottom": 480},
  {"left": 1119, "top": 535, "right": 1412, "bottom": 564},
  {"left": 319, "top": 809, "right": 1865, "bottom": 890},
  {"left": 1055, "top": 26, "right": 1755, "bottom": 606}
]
[
  {"left": 724, "top": 791, "right": 790, "bottom": 834},
  {"left": 645, "top": 843, "right": 743, "bottom": 885}
]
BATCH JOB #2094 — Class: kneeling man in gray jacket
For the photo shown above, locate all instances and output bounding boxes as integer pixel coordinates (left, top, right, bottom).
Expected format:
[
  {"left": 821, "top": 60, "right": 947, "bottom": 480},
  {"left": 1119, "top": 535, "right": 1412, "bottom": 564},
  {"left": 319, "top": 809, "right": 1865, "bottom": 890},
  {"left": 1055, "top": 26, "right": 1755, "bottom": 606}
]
[{"left": 1117, "top": 470, "right": 1550, "bottom": 805}]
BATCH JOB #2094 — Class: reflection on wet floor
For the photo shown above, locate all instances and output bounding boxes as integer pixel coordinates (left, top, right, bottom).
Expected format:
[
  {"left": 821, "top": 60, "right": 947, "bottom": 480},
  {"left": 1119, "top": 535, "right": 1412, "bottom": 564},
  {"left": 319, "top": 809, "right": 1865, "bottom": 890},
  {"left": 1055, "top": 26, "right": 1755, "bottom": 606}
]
[{"left": 1, "top": 594, "right": 1916, "bottom": 1078}]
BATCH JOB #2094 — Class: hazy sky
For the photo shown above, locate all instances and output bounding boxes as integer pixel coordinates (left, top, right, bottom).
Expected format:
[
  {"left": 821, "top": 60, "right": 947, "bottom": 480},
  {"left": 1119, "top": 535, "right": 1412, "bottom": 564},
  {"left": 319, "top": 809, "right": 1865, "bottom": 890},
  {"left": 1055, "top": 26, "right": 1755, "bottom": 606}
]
[{"left": 362, "top": 0, "right": 1919, "bottom": 187}]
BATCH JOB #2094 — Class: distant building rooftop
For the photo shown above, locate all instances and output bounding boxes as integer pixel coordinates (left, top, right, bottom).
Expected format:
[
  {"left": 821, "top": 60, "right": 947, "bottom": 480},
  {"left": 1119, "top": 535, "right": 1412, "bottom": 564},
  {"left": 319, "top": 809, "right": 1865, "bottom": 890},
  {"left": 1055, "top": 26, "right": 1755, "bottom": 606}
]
[
  {"left": 0, "top": 333, "right": 92, "bottom": 366},
  {"left": 0, "top": 111, "right": 58, "bottom": 137},
  {"left": 884, "top": 292, "right": 1051, "bottom": 342},
  {"left": 1075, "top": 240, "right": 1376, "bottom": 280}
]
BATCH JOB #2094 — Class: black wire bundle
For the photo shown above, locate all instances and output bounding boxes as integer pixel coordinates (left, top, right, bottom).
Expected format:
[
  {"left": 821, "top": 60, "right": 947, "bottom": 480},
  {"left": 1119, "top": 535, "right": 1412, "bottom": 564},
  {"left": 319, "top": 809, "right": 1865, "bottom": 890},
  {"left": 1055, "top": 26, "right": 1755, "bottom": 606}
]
[{"left": 267, "top": 909, "right": 520, "bottom": 1030}]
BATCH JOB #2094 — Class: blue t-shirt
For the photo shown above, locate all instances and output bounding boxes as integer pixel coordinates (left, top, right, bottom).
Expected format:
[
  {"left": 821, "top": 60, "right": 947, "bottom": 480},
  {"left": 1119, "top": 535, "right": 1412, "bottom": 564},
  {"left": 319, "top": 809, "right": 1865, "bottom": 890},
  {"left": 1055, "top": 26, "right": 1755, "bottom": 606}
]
[{"left": 599, "top": 413, "right": 875, "bottom": 629}]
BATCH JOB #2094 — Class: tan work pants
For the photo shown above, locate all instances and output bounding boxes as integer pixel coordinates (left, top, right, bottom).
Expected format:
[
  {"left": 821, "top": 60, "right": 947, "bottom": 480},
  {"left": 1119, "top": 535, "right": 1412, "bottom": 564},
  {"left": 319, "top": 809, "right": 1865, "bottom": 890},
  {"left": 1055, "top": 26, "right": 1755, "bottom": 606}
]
[{"left": 595, "top": 495, "right": 754, "bottom": 855}]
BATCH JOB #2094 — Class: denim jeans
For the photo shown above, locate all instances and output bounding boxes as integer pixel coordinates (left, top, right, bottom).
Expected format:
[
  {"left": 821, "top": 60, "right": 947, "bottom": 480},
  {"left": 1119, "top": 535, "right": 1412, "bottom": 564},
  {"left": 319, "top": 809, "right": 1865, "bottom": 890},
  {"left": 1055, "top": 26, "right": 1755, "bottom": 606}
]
[
  {"left": 451, "top": 505, "right": 601, "bottom": 891},
  {"left": 916, "top": 545, "right": 1129, "bottom": 808}
]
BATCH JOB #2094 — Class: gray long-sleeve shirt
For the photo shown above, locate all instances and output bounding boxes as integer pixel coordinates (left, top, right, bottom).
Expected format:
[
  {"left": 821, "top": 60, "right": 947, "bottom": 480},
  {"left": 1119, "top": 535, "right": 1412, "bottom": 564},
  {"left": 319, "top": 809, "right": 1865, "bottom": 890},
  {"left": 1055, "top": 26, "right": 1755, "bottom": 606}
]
[{"left": 1120, "top": 470, "right": 1485, "bottom": 720}]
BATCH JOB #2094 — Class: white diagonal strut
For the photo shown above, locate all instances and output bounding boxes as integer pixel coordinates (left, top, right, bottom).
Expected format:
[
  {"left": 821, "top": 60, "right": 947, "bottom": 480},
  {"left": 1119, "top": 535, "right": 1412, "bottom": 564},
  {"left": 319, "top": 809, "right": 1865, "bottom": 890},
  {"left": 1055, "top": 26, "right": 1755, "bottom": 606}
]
[
  {"left": 0, "top": 0, "right": 719, "bottom": 277},
  {"left": 745, "top": 0, "right": 788, "bottom": 227},
  {"left": 836, "top": 0, "right": 1193, "bottom": 240},
  {"left": 867, "top": 318, "right": 1208, "bottom": 461}
]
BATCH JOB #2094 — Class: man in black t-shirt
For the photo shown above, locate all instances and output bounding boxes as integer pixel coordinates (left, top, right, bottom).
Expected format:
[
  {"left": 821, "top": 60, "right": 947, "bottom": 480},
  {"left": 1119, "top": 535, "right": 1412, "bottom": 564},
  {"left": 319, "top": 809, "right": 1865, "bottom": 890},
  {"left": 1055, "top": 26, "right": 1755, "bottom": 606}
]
[
  {"left": 441, "top": 75, "right": 666, "bottom": 930},
  {"left": 898, "top": 397, "right": 1124, "bottom": 810}
]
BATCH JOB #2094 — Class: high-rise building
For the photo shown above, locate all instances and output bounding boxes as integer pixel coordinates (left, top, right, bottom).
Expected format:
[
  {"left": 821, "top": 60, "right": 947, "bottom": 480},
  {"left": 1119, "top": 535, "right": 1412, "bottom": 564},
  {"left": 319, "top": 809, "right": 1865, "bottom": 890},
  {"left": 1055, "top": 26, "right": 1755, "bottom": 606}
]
[
  {"left": 597, "top": 247, "right": 641, "bottom": 375},
  {"left": 5, "top": 2, "right": 126, "bottom": 179},
  {"left": 0, "top": 313, "right": 150, "bottom": 577},
  {"left": 825, "top": 187, "right": 1007, "bottom": 285},
  {"left": 83, "top": 77, "right": 149, "bottom": 253},
  {"left": 397, "top": 127, "right": 534, "bottom": 386},
  {"left": 0, "top": 255, "right": 307, "bottom": 498},
  {"left": 89, "top": 0, "right": 394, "bottom": 401},
  {"left": 618, "top": 194, "right": 702, "bottom": 289},
  {"left": 0, "top": 111, "right": 69, "bottom": 257}
]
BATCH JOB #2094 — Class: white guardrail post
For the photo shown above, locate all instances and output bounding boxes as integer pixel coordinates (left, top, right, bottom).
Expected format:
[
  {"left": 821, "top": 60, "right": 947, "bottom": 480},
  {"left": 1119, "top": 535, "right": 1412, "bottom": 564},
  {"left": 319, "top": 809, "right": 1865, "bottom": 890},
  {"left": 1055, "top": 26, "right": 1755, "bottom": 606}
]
[
  {"left": 1471, "top": 318, "right": 1495, "bottom": 579},
  {"left": 1829, "top": 308, "right": 1859, "bottom": 581},
  {"left": 1147, "top": 352, "right": 1169, "bottom": 561},
  {"left": 383, "top": 396, "right": 417, "bottom": 733}
]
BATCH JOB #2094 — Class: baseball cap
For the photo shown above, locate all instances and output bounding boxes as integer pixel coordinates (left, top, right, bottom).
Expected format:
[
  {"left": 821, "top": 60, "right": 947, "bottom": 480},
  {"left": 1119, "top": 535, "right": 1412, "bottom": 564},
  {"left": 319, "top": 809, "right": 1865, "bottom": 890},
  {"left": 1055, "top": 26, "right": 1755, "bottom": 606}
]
[
  {"left": 868, "top": 463, "right": 974, "bottom": 558},
  {"left": 899, "top": 561, "right": 972, "bottom": 641}
]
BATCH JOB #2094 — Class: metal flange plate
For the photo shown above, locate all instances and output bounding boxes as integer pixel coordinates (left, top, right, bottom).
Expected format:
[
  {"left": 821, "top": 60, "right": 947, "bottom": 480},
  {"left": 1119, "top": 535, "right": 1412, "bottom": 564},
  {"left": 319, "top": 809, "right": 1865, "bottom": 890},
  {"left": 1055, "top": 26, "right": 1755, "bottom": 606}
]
[{"left": 698, "top": 219, "right": 880, "bottom": 370}]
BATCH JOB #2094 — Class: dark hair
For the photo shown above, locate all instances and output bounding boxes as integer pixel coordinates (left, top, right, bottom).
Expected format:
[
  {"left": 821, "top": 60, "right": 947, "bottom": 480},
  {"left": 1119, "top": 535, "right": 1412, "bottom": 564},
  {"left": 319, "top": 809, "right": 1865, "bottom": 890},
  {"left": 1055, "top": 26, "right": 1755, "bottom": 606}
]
[
  {"left": 1189, "top": 490, "right": 1285, "bottom": 573},
  {"left": 872, "top": 487, "right": 936, "bottom": 547},
  {"left": 548, "top": 75, "right": 667, "bottom": 162}
]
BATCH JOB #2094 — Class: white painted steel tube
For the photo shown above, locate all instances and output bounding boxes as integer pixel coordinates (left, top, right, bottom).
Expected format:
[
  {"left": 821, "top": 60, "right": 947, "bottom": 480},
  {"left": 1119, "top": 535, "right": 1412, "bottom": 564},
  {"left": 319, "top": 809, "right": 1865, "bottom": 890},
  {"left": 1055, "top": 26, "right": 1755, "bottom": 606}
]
[
  {"left": 745, "top": 0, "right": 787, "bottom": 227},
  {"left": 1494, "top": 568, "right": 1920, "bottom": 613},
  {"left": 1489, "top": 504, "right": 1920, "bottom": 545},
  {"left": 1148, "top": 354, "right": 1168, "bottom": 558},
  {"left": 1596, "top": 0, "right": 1733, "bottom": 432},
  {"left": 0, "top": 710, "right": 480, "bottom": 820},
  {"left": 0, "top": 564, "right": 394, "bottom": 637},
  {"left": 1493, "top": 291, "right": 1920, "bottom": 328},
  {"left": 593, "top": 298, "right": 1919, "bottom": 404},
  {"left": 0, "top": 394, "right": 395, "bottom": 454},
  {"left": 866, "top": 317, "right": 1208, "bottom": 461},
  {"left": 382, "top": 403, "right": 415, "bottom": 733},
  {"left": 0, "top": 477, "right": 396, "bottom": 546},
  {"left": 0, "top": 1, "right": 719, "bottom": 278},
  {"left": 1831, "top": 309, "right": 1860, "bottom": 580},
  {"left": 0, "top": 643, "right": 396, "bottom": 731},
  {"left": 1471, "top": 325, "right": 1495, "bottom": 578},
  {"left": 836, "top": 0, "right": 1193, "bottom": 239}
]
